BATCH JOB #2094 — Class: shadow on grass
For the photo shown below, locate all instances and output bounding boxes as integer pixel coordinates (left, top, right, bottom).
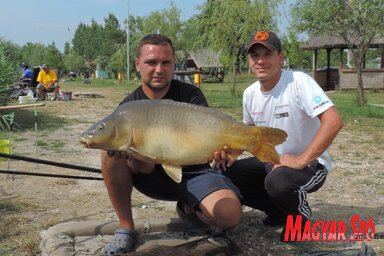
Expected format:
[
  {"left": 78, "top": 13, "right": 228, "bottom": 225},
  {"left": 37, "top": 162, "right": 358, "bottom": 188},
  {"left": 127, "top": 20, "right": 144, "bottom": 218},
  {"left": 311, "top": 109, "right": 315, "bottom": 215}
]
[
  {"left": 0, "top": 200, "right": 26, "bottom": 240},
  {"left": 0, "top": 108, "right": 71, "bottom": 137},
  {"left": 0, "top": 199, "right": 41, "bottom": 256}
]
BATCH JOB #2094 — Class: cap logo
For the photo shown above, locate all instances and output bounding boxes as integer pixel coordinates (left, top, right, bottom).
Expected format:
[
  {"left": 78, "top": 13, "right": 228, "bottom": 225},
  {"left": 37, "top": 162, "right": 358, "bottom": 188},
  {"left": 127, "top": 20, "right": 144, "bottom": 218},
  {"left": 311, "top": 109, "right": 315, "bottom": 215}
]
[{"left": 255, "top": 31, "right": 269, "bottom": 41}]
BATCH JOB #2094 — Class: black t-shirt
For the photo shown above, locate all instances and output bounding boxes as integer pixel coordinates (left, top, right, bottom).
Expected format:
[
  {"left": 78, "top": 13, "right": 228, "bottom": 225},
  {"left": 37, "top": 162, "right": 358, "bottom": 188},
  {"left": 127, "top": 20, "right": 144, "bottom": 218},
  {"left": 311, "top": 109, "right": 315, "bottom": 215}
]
[
  {"left": 120, "top": 79, "right": 208, "bottom": 107},
  {"left": 119, "top": 80, "right": 210, "bottom": 172}
]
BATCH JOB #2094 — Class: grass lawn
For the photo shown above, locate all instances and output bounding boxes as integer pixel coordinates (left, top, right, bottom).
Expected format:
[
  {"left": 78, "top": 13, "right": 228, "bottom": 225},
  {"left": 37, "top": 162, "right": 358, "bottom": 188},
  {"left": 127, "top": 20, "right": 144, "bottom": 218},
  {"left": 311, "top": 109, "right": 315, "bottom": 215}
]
[
  {"left": 0, "top": 76, "right": 383, "bottom": 256},
  {"left": 1, "top": 76, "right": 383, "bottom": 138}
]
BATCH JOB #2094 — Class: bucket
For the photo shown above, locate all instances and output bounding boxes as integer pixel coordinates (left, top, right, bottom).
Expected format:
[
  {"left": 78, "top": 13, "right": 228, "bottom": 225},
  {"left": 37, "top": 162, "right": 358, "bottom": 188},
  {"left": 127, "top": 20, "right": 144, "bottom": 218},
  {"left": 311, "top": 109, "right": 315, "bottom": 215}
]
[
  {"left": 47, "top": 93, "right": 55, "bottom": 100},
  {"left": 18, "top": 96, "right": 37, "bottom": 104},
  {"left": 62, "top": 91, "right": 72, "bottom": 101},
  {"left": 18, "top": 96, "right": 29, "bottom": 104},
  {"left": 0, "top": 139, "right": 12, "bottom": 161}
]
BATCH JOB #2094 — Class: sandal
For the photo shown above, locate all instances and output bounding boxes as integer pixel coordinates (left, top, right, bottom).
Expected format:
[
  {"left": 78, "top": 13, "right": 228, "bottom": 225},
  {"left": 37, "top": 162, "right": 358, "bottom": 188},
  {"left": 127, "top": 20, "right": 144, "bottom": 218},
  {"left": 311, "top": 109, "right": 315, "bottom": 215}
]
[
  {"left": 176, "top": 202, "right": 212, "bottom": 236},
  {"left": 103, "top": 228, "right": 139, "bottom": 255}
]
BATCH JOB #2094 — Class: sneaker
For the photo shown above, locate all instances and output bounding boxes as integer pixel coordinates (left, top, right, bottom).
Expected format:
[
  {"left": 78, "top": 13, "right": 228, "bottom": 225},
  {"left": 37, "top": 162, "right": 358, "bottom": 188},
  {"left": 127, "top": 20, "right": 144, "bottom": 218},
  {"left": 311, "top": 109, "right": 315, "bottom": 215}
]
[{"left": 262, "top": 215, "right": 285, "bottom": 227}]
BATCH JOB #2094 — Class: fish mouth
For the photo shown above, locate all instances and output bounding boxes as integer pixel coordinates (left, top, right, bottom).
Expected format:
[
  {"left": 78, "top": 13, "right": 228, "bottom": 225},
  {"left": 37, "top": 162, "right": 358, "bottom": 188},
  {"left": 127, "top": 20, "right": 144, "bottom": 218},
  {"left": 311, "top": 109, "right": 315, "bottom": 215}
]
[
  {"left": 79, "top": 136, "right": 109, "bottom": 149},
  {"left": 79, "top": 137, "right": 92, "bottom": 148}
]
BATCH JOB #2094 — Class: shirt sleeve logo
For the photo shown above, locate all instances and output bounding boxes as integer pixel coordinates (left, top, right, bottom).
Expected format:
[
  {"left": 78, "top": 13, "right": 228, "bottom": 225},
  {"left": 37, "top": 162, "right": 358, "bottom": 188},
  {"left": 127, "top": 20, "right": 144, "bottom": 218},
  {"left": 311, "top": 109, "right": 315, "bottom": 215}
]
[
  {"left": 314, "top": 95, "right": 322, "bottom": 104},
  {"left": 313, "top": 95, "right": 330, "bottom": 111}
]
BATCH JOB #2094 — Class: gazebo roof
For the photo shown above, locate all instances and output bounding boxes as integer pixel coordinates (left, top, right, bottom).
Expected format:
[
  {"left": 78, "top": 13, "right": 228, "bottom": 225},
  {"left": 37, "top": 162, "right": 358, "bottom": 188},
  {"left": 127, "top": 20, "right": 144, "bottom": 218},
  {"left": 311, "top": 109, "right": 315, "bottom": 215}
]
[
  {"left": 301, "top": 35, "right": 384, "bottom": 50},
  {"left": 187, "top": 48, "right": 223, "bottom": 68}
]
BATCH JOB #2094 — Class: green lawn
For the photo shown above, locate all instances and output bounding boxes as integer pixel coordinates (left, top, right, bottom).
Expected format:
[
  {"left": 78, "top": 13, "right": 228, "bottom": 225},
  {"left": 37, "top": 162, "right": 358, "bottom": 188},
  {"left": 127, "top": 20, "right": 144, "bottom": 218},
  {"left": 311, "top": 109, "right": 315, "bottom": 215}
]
[
  {"left": 201, "top": 76, "right": 384, "bottom": 130},
  {"left": 1, "top": 76, "right": 383, "bottom": 139},
  {"left": 329, "top": 90, "right": 384, "bottom": 127}
]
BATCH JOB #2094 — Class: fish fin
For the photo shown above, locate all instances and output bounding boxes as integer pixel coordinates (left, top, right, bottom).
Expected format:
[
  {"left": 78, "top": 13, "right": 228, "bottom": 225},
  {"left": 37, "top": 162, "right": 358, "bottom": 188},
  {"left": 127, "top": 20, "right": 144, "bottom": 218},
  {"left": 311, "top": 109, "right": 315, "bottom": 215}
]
[
  {"left": 249, "top": 143, "right": 281, "bottom": 164},
  {"left": 248, "top": 126, "right": 287, "bottom": 164},
  {"left": 162, "top": 165, "right": 182, "bottom": 183}
]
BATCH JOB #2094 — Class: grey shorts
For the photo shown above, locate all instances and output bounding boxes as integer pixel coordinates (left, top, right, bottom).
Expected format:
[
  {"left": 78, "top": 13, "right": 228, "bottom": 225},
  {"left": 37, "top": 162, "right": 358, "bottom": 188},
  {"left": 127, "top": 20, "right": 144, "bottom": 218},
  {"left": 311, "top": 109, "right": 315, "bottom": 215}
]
[
  {"left": 37, "top": 83, "right": 59, "bottom": 92},
  {"left": 133, "top": 164, "right": 242, "bottom": 208}
]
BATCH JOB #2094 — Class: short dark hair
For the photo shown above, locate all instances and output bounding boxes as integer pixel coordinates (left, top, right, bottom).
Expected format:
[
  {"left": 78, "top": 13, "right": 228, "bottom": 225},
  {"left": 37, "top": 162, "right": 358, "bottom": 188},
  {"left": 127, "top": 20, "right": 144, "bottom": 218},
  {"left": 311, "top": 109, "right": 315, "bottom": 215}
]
[{"left": 136, "top": 34, "right": 175, "bottom": 58}]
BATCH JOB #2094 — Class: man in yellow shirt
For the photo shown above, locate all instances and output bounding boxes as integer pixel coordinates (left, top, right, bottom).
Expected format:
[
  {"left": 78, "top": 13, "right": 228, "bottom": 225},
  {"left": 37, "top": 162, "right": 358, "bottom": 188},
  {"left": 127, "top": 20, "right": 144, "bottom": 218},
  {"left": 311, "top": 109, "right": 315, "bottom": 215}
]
[{"left": 36, "top": 64, "right": 60, "bottom": 100}]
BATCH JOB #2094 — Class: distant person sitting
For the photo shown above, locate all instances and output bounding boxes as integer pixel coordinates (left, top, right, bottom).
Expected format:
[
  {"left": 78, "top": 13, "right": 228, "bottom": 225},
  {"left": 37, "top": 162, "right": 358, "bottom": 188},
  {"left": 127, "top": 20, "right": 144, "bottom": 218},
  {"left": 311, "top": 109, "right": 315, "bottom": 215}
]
[
  {"left": 36, "top": 64, "right": 59, "bottom": 100},
  {"left": 20, "top": 63, "right": 33, "bottom": 83}
]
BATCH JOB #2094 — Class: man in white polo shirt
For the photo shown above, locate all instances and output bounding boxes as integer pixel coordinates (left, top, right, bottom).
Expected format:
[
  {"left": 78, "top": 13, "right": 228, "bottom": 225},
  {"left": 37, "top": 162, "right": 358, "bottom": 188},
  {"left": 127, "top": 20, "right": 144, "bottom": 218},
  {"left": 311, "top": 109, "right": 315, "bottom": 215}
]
[{"left": 222, "top": 31, "right": 344, "bottom": 241}]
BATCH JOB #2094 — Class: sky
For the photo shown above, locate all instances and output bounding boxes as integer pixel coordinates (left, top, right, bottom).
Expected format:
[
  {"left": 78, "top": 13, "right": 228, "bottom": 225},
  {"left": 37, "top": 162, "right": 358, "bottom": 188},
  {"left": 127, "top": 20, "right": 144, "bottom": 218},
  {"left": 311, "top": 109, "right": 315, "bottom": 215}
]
[{"left": 1, "top": 0, "right": 292, "bottom": 53}]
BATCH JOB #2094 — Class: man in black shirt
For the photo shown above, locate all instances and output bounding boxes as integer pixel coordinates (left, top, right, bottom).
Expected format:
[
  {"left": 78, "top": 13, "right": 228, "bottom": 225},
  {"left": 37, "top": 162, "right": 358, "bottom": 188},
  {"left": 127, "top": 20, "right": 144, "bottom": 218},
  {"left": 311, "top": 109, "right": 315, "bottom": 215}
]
[{"left": 102, "top": 34, "right": 242, "bottom": 255}]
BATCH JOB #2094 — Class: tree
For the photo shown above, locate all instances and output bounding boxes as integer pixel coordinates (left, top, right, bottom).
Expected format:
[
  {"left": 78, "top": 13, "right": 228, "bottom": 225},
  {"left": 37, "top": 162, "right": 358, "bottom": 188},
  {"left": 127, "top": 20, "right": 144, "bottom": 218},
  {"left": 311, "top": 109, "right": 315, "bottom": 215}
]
[
  {"left": 101, "top": 14, "right": 126, "bottom": 66},
  {"left": 64, "top": 42, "right": 71, "bottom": 55},
  {"left": 140, "top": 2, "right": 183, "bottom": 50},
  {"left": 107, "top": 46, "right": 126, "bottom": 79},
  {"left": 20, "top": 42, "right": 45, "bottom": 68},
  {"left": 191, "top": 0, "right": 281, "bottom": 93},
  {"left": 121, "top": 3, "right": 184, "bottom": 79},
  {"left": 291, "top": 0, "right": 384, "bottom": 105},
  {"left": 0, "top": 42, "right": 18, "bottom": 105},
  {"left": 42, "top": 43, "right": 63, "bottom": 70},
  {"left": 73, "top": 20, "right": 104, "bottom": 69},
  {"left": 20, "top": 42, "right": 62, "bottom": 70},
  {"left": 0, "top": 39, "right": 21, "bottom": 65},
  {"left": 63, "top": 50, "right": 84, "bottom": 73},
  {"left": 281, "top": 30, "right": 311, "bottom": 69},
  {"left": 73, "top": 15, "right": 126, "bottom": 74}
]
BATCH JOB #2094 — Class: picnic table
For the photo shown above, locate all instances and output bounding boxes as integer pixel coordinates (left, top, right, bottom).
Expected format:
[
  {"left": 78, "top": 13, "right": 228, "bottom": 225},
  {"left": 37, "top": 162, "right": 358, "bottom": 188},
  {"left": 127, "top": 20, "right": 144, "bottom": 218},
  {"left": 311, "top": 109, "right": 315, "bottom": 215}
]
[{"left": 173, "top": 70, "right": 202, "bottom": 86}]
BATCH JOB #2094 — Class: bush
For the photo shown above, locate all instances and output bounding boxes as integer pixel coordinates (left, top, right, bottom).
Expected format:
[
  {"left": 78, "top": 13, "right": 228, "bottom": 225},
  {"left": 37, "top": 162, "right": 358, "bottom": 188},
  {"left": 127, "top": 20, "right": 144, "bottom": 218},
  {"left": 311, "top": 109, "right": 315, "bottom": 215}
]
[{"left": 0, "top": 44, "right": 18, "bottom": 106}]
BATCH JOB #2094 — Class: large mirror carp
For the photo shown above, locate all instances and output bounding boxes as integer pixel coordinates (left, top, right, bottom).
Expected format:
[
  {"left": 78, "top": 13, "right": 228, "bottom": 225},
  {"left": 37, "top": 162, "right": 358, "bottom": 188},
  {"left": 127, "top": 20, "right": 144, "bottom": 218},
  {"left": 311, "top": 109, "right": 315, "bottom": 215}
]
[{"left": 80, "top": 99, "right": 287, "bottom": 183}]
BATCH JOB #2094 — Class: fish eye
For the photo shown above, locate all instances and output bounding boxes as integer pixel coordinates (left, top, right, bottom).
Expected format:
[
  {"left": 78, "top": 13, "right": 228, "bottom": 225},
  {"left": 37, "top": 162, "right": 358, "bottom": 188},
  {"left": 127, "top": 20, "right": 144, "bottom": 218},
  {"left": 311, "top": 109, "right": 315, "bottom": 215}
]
[{"left": 98, "top": 123, "right": 105, "bottom": 131}]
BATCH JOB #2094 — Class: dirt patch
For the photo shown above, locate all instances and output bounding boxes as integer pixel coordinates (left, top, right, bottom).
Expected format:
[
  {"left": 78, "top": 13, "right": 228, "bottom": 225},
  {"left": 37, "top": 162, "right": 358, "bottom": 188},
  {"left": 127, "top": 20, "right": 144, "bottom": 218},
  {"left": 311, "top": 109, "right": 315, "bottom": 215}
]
[{"left": 0, "top": 84, "right": 383, "bottom": 255}]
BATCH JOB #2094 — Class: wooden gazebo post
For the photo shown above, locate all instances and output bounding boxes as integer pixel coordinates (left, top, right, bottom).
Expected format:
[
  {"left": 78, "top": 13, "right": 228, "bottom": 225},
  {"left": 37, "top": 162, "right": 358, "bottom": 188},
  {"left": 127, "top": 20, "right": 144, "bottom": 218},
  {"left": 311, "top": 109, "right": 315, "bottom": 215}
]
[
  {"left": 381, "top": 47, "right": 384, "bottom": 68},
  {"left": 326, "top": 48, "right": 331, "bottom": 89},
  {"left": 337, "top": 48, "right": 344, "bottom": 90},
  {"left": 312, "top": 49, "right": 318, "bottom": 81}
]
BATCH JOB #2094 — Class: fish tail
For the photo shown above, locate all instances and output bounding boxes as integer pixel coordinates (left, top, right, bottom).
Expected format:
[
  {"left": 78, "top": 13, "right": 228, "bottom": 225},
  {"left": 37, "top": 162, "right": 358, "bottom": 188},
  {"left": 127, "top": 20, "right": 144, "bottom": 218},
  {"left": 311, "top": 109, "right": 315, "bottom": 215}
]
[{"left": 249, "top": 127, "right": 287, "bottom": 164}]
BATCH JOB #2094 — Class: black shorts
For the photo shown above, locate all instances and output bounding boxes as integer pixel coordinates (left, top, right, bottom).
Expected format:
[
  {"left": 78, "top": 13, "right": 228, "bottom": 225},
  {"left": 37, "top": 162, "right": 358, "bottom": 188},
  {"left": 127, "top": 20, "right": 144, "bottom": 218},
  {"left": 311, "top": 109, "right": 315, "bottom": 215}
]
[{"left": 133, "top": 164, "right": 242, "bottom": 208}]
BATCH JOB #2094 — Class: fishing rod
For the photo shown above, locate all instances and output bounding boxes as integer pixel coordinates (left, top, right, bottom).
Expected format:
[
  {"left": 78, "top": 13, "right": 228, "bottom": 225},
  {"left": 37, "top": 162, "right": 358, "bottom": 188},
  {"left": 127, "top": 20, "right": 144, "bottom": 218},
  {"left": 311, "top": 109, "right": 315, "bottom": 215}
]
[
  {"left": 0, "top": 169, "right": 102, "bottom": 180},
  {"left": 0, "top": 152, "right": 101, "bottom": 173}
]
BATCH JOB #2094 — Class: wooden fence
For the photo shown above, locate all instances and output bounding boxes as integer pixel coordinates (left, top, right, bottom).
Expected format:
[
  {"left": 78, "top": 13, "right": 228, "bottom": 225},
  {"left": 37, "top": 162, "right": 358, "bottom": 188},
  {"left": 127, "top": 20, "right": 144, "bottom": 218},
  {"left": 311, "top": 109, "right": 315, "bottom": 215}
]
[{"left": 339, "top": 69, "right": 384, "bottom": 90}]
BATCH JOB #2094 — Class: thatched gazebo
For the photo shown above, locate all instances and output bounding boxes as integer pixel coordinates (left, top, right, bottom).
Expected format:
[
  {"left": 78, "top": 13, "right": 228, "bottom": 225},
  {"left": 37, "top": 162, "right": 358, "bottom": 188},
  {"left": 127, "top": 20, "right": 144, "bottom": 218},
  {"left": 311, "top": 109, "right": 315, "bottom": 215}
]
[
  {"left": 186, "top": 48, "right": 223, "bottom": 69},
  {"left": 186, "top": 48, "right": 225, "bottom": 83},
  {"left": 301, "top": 35, "right": 384, "bottom": 90}
]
